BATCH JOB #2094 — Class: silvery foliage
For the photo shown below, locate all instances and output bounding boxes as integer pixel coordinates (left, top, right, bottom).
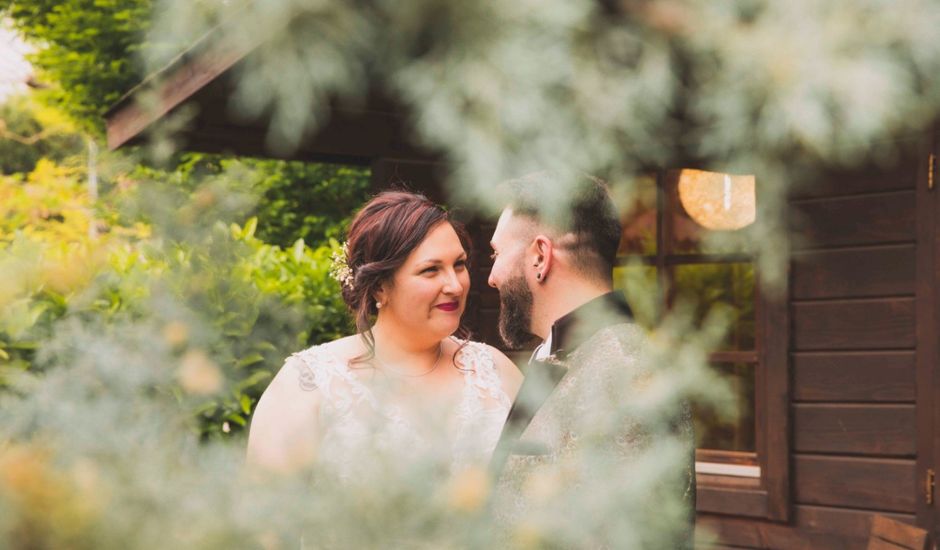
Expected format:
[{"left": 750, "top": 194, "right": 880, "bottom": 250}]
[
  {"left": 147, "top": 0, "right": 940, "bottom": 284},
  {"left": 0, "top": 287, "right": 732, "bottom": 548},
  {"left": 4, "top": 0, "right": 940, "bottom": 547}
]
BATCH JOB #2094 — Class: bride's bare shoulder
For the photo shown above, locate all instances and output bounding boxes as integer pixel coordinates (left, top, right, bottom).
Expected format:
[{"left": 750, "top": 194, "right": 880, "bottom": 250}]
[
  {"left": 247, "top": 335, "right": 371, "bottom": 472},
  {"left": 250, "top": 337, "right": 357, "bottom": 423},
  {"left": 246, "top": 341, "right": 339, "bottom": 471},
  {"left": 317, "top": 334, "right": 366, "bottom": 362}
]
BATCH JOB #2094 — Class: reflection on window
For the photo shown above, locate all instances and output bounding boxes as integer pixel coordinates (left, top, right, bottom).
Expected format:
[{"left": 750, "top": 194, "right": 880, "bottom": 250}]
[
  {"left": 614, "top": 171, "right": 761, "bottom": 469},
  {"left": 665, "top": 170, "right": 757, "bottom": 256},
  {"left": 618, "top": 175, "right": 657, "bottom": 256},
  {"left": 612, "top": 264, "right": 658, "bottom": 329},
  {"left": 672, "top": 263, "right": 755, "bottom": 351},
  {"left": 693, "top": 363, "right": 756, "bottom": 453},
  {"left": 677, "top": 169, "right": 756, "bottom": 231}
]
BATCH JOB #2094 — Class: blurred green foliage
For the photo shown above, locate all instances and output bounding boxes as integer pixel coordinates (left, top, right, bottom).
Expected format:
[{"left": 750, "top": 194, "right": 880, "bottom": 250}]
[
  {"left": 0, "top": 3, "right": 371, "bottom": 439},
  {"left": 143, "top": 152, "right": 371, "bottom": 247},
  {"left": 0, "top": 98, "right": 361, "bottom": 439},
  {"left": 0, "top": 157, "right": 144, "bottom": 381},
  {"left": 251, "top": 160, "right": 371, "bottom": 247},
  {"left": 0, "top": 95, "right": 85, "bottom": 173},
  {"left": 0, "top": 0, "right": 152, "bottom": 133},
  {"left": 0, "top": 0, "right": 371, "bottom": 245},
  {"left": 7, "top": 0, "right": 940, "bottom": 544}
]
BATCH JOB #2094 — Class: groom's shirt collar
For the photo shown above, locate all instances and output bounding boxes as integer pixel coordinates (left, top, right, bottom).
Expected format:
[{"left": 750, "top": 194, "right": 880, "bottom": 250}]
[
  {"left": 532, "top": 332, "right": 553, "bottom": 362},
  {"left": 548, "top": 290, "right": 634, "bottom": 359}
]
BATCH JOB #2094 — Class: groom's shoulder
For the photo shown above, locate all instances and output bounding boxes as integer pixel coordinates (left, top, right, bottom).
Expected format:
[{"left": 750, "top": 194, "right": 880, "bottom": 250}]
[
  {"left": 570, "top": 322, "right": 648, "bottom": 367},
  {"left": 580, "top": 321, "right": 647, "bottom": 347}
]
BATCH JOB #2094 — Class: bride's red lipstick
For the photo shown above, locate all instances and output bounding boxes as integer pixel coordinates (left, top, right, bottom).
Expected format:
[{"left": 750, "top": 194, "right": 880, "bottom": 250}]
[{"left": 435, "top": 301, "right": 459, "bottom": 312}]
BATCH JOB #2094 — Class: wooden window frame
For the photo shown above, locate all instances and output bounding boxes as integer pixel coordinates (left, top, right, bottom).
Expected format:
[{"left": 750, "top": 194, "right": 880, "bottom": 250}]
[
  {"left": 696, "top": 280, "right": 789, "bottom": 521},
  {"left": 617, "top": 170, "right": 790, "bottom": 521}
]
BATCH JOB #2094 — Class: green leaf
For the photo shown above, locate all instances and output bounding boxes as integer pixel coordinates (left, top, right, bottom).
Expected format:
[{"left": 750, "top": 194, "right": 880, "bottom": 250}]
[
  {"left": 251, "top": 341, "right": 278, "bottom": 352},
  {"left": 243, "top": 216, "right": 258, "bottom": 239},
  {"left": 235, "top": 353, "right": 264, "bottom": 368},
  {"left": 194, "top": 401, "right": 219, "bottom": 415},
  {"left": 7, "top": 340, "right": 39, "bottom": 350},
  {"left": 234, "top": 370, "right": 273, "bottom": 392},
  {"left": 292, "top": 238, "right": 305, "bottom": 262},
  {"left": 226, "top": 413, "right": 247, "bottom": 427}
]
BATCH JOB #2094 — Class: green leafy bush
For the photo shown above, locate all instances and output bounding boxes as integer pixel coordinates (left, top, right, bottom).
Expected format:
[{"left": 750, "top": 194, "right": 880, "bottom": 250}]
[
  {"left": 0, "top": 0, "right": 152, "bottom": 133},
  {"left": 130, "top": 152, "right": 371, "bottom": 247},
  {"left": 0, "top": 154, "right": 356, "bottom": 438},
  {"left": 0, "top": 96, "right": 85, "bottom": 174}
]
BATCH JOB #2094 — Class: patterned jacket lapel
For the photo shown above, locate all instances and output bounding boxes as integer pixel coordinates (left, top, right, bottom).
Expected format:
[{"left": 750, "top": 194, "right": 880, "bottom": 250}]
[
  {"left": 489, "top": 291, "right": 634, "bottom": 476},
  {"left": 489, "top": 357, "right": 567, "bottom": 475}
]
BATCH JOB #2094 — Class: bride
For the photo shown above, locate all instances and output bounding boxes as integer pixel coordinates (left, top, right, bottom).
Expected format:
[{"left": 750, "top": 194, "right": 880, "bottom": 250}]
[{"left": 247, "top": 190, "right": 523, "bottom": 476}]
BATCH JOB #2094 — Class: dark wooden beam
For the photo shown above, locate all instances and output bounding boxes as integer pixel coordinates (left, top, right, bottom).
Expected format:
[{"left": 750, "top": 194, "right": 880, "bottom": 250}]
[{"left": 105, "top": 31, "right": 257, "bottom": 151}]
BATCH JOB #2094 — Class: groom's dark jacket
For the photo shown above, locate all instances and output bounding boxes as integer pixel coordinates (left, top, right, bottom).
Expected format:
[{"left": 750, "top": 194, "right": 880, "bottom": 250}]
[{"left": 490, "top": 291, "right": 695, "bottom": 548}]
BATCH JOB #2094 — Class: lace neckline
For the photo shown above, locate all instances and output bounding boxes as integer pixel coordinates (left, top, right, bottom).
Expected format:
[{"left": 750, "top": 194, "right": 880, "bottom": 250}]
[
  {"left": 303, "top": 339, "right": 509, "bottom": 407},
  {"left": 289, "top": 339, "right": 512, "bottom": 473}
]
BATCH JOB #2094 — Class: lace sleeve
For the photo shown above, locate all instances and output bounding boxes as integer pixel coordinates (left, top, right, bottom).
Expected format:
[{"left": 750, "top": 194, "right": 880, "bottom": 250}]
[
  {"left": 287, "top": 353, "right": 320, "bottom": 392},
  {"left": 458, "top": 341, "right": 512, "bottom": 409},
  {"left": 286, "top": 345, "right": 374, "bottom": 418}
]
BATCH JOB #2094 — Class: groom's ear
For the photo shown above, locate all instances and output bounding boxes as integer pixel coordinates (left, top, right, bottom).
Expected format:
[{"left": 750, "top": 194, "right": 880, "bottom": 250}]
[{"left": 531, "top": 235, "right": 554, "bottom": 280}]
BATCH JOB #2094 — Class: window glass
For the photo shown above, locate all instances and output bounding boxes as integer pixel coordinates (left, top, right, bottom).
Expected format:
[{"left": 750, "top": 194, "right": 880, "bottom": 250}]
[
  {"left": 693, "top": 362, "right": 756, "bottom": 453},
  {"left": 672, "top": 263, "right": 755, "bottom": 351},
  {"left": 612, "top": 264, "right": 659, "bottom": 328},
  {"left": 617, "top": 175, "right": 658, "bottom": 256},
  {"left": 616, "top": 172, "right": 760, "bottom": 466}
]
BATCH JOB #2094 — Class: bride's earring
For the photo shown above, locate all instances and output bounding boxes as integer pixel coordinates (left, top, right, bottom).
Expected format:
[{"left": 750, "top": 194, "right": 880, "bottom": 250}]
[{"left": 376, "top": 301, "right": 383, "bottom": 309}]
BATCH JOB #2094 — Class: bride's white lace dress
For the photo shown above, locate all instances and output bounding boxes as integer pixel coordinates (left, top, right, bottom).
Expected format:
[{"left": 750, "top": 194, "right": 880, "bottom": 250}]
[{"left": 285, "top": 339, "right": 511, "bottom": 477}]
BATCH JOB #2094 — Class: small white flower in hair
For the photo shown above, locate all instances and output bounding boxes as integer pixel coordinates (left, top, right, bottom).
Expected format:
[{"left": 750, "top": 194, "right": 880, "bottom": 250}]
[{"left": 329, "top": 241, "right": 355, "bottom": 290}]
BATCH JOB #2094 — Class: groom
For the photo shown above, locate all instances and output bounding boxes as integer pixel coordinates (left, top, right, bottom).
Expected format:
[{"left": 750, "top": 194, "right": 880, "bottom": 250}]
[{"left": 487, "top": 173, "right": 695, "bottom": 547}]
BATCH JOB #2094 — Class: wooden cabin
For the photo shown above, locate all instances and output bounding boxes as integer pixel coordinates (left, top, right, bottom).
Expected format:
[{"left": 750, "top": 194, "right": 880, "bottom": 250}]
[{"left": 105, "top": 33, "right": 940, "bottom": 549}]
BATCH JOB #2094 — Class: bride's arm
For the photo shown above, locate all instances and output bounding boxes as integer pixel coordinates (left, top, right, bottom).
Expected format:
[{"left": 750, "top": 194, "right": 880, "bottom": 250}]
[
  {"left": 485, "top": 345, "right": 524, "bottom": 401},
  {"left": 246, "top": 358, "right": 321, "bottom": 474}
]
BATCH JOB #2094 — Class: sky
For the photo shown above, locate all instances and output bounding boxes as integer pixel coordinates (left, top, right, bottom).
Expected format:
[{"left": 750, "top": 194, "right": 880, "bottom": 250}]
[{"left": 0, "top": 20, "right": 32, "bottom": 103}]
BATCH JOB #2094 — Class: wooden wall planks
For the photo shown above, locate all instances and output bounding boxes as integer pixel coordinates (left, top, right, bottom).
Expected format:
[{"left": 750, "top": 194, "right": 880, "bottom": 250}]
[
  {"left": 792, "top": 351, "right": 916, "bottom": 402},
  {"left": 788, "top": 153, "right": 919, "bottom": 200},
  {"left": 795, "top": 456, "right": 917, "bottom": 513},
  {"left": 700, "top": 506, "right": 918, "bottom": 549},
  {"left": 700, "top": 150, "right": 923, "bottom": 548},
  {"left": 792, "top": 192, "right": 915, "bottom": 249},
  {"left": 791, "top": 245, "right": 915, "bottom": 299},
  {"left": 792, "top": 298, "right": 916, "bottom": 351},
  {"left": 699, "top": 513, "right": 866, "bottom": 549},
  {"left": 793, "top": 404, "right": 916, "bottom": 456}
]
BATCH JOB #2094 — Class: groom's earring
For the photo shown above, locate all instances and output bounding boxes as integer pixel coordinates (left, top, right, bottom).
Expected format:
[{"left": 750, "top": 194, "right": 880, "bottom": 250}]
[{"left": 536, "top": 273, "right": 542, "bottom": 281}]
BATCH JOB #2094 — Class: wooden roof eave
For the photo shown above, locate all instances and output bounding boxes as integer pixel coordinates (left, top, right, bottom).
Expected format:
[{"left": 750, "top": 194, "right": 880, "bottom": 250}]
[
  {"left": 103, "top": 16, "right": 440, "bottom": 164},
  {"left": 104, "top": 25, "right": 258, "bottom": 151}
]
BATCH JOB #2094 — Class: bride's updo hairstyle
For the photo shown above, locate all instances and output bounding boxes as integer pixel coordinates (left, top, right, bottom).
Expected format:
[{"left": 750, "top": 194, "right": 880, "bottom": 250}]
[{"left": 341, "top": 190, "right": 472, "bottom": 364}]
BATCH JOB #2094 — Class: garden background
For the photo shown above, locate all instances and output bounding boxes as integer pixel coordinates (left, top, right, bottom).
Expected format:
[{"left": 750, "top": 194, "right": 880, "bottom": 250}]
[{"left": 4, "top": 0, "right": 940, "bottom": 548}]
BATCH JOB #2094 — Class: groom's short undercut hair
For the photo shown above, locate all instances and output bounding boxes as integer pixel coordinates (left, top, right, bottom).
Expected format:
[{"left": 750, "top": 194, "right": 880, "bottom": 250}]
[{"left": 504, "top": 172, "right": 622, "bottom": 282}]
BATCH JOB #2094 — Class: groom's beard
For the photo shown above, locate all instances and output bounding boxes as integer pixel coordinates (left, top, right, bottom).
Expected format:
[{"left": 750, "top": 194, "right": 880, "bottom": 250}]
[{"left": 497, "top": 272, "right": 534, "bottom": 349}]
